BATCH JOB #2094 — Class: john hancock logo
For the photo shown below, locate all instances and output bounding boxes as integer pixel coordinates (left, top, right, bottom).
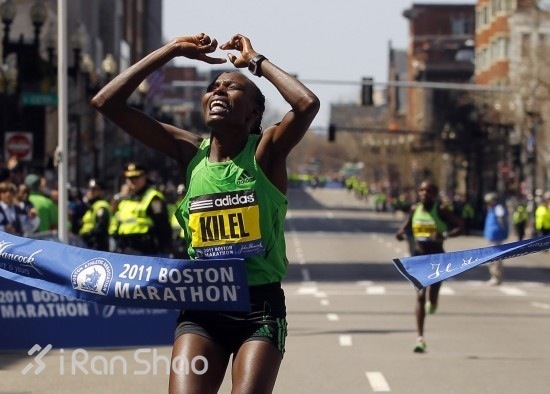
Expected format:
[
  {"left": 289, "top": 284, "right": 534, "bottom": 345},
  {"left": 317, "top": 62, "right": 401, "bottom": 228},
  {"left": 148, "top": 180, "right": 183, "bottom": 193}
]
[
  {"left": 71, "top": 258, "right": 113, "bottom": 296},
  {"left": 0, "top": 239, "right": 43, "bottom": 275}
]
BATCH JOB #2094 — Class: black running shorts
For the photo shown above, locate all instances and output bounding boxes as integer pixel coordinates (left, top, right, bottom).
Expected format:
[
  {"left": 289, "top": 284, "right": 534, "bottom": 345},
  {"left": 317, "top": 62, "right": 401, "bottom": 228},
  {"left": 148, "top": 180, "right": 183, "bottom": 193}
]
[{"left": 174, "top": 282, "right": 288, "bottom": 355}]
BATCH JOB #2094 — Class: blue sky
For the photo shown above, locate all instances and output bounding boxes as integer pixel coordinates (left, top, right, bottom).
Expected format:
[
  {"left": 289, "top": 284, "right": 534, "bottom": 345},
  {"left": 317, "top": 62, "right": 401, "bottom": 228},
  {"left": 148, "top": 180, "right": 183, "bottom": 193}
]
[{"left": 162, "top": 0, "right": 476, "bottom": 128}]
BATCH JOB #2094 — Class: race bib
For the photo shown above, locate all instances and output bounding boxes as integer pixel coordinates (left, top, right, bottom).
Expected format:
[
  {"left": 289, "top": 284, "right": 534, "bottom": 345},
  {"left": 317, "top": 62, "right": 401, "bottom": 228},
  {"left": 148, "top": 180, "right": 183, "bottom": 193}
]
[
  {"left": 188, "top": 191, "right": 264, "bottom": 259},
  {"left": 412, "top": 221, "right": 437, "bottom": 241}
]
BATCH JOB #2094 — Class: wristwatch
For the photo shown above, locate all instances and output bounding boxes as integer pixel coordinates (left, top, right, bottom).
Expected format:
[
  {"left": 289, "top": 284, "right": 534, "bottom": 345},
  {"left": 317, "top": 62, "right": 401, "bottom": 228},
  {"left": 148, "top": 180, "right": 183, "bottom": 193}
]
[{"left": 248, "top": 55, "right": 267, "bottom": 77}]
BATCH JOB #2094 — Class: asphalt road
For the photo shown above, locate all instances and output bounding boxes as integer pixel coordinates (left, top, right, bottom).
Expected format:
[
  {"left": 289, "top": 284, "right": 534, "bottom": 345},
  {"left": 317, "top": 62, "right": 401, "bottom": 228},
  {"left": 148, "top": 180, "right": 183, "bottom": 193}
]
[{"left": 1, "top": 187, "right": 549, "bottom": 393}]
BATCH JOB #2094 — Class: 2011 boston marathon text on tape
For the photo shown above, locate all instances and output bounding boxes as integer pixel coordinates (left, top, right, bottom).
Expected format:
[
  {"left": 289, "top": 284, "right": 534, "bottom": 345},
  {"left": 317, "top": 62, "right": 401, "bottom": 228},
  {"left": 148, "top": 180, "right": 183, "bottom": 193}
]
[{"left": 0, "top": 232, "right": 250, "bottom": 312}]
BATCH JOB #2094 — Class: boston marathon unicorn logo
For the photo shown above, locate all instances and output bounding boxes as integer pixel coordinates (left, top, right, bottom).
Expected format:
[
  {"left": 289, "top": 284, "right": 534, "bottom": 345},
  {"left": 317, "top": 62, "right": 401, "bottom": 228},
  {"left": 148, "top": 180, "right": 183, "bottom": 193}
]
[
  {"left": 71, "top": 257, "right": 113, "bottom": 296},
  {"left": 82, "top": 268, "right": 101, "bottom": 292}
]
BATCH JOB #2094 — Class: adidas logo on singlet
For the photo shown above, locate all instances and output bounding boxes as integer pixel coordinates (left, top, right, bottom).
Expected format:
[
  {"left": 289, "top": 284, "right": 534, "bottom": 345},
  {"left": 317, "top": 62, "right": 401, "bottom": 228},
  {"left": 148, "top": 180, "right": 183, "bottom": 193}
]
[{"left": 236, "top": 171, "right": 254, "bottom": 186}]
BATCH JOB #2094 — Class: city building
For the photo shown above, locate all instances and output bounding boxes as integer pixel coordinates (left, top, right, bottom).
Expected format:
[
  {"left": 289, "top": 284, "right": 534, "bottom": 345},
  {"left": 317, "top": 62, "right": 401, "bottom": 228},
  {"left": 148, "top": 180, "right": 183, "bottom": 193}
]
[
  {"left": 475, "top": 0, "right": 550, "bottom": 197},
  {"left": 0, "top": 0, "right": 163, "bottom": 192},
  {"left": 403, "top": 3, "right": 477, "bottom": 200}
]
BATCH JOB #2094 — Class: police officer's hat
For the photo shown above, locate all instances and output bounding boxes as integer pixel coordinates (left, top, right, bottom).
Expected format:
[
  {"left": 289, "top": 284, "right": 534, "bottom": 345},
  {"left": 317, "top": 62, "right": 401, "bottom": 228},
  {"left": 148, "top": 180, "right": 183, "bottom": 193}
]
[
  {"left": 124, "top": 163, "right": 146, "bottom": 178},
  {"left": 484, "top": 192, "right": 497, "bottom": 203},
  {"left": 88, "top": 179, "right": 104, "bottom": 190}
]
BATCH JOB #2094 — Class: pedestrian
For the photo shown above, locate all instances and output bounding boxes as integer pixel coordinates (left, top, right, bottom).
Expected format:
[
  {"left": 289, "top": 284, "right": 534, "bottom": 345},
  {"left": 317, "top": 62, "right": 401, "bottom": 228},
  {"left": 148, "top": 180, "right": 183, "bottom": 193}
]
[
  {"left": 0, "top": 181, "right": 39, "bottom": 236},
  {"left": 15, "top": 183, "right": 40, "bottom": 236},
  {"left": 512, "top": 202, "right": 528, "bottom": 241},
  {"left": 534, "top": 191, "right": 550, "bottom": 238},
  {"left": 110, "top": 163, "right": 172, "bottom": 256},
  {"left": 395, "top": 180, "right": 463, "bottom": 353},
  {"left": 461, "top": 197, "right": 476, "bottom": 235},
  {"left": 69, "top": 187, "right": 87, "bottom": 235},
  {"left": 78, "top": 179, "right": 112, "bottom": 251},
  {"left": 24, "top": 173, "right": 58, "bottom": 233},
  {"left": 483, "top": 192, "right": 509, "bottom": 285},
  {"left": 91, "top": 32, "right": 319, "bottom": 393}
]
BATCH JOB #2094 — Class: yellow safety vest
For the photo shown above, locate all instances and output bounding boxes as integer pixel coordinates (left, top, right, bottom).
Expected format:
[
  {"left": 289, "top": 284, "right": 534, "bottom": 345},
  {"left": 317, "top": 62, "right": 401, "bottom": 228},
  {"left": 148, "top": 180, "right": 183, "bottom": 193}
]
[
  {"left": 115, "top": 189, "right": 164, "bottom": 235},
  {"left": 79, "top": 200, "right": 111, "bottom": 235}
]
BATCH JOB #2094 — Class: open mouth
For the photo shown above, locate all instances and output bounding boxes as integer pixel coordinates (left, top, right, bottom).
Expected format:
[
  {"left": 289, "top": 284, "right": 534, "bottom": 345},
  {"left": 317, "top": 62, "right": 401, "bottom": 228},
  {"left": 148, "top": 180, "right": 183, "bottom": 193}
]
[{"left": 209, "top": 99, "right": 229, "bottom": 114}]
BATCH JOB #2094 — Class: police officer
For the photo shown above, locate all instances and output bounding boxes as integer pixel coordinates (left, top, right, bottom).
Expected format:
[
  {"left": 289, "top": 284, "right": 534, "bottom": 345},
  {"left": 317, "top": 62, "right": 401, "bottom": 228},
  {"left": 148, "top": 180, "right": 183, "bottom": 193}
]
[
  {"left": 512, "top": 203, "right": 529, "bottom": 241},
  {"left": 79, "top": 179, "right": 111, "bottom": 251},
  {"left": 113, "top": 163, "right": 172, "bottom": 256}
]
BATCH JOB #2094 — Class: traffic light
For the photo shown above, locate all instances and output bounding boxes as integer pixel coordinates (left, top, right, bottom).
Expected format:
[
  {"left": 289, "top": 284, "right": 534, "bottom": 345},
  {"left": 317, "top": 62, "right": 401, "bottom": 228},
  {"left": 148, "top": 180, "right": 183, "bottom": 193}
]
[
  {"left": 361, "top": 77, "right": 373, "bottom": 106},
  {"left": 328, "top": 124, "right": 336, "bottom": 142}
]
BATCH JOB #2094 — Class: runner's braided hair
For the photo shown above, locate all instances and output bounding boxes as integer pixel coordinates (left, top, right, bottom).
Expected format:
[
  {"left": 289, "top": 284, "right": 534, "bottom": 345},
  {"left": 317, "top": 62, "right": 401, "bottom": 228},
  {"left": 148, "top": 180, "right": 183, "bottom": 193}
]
[{"left": 248, "top": 78, "right": 265, "bottom": 135}]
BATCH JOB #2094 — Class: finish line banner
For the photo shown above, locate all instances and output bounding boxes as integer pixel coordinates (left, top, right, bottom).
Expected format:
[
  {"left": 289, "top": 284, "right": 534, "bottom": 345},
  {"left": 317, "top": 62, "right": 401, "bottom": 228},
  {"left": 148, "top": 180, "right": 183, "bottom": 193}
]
[
  {"left": 0, "top": 232, "right": 250, "bottom": 312},
  {"left": 393, "top": 235, "right": 550, "bottom": 290}
]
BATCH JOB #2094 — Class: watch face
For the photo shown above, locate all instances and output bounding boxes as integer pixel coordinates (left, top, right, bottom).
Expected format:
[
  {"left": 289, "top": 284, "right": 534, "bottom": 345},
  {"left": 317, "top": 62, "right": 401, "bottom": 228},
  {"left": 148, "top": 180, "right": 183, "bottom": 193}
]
[{"left": 538, "top": 0, "right": 550, "bottom": 11}]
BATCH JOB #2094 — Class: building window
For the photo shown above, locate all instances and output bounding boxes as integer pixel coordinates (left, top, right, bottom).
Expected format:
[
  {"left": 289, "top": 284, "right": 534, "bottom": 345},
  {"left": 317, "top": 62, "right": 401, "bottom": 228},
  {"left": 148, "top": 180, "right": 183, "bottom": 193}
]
[
  {"left": 521, "top": 32, "right": 531, "bottom": 57},
  {"left": 452, "top": 15, "right": 475, "bottom": 35},
  {"left": 491, "top": 36, "right": 510, "bottom": 61},
  {"left": 538, "top": 33, "right": 547, "bottom": 47},
  {"left": 492, "top": 0, "right": 502, "bottom": 15},
  {"left": 503, "top": 0, "right": 516, "bottom": 14}
]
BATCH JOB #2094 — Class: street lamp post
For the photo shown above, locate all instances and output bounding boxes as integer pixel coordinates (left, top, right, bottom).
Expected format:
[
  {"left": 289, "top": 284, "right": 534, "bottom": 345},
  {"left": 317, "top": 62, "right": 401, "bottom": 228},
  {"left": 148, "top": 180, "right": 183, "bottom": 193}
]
[
  {"left": 43, "top": 20, "right": 91, "bottom": 188},
  {"left": 79, "top": 53, "right": 100, "bottom": 180},
  {"left": 100, "top": 53, "right": 118, "bottom": 190},
  {"left": 0, "top": 53, "right": 17, "bottom": 134},
  {"left": 1, "top": 0, "right": 48, "bottom": 168}
]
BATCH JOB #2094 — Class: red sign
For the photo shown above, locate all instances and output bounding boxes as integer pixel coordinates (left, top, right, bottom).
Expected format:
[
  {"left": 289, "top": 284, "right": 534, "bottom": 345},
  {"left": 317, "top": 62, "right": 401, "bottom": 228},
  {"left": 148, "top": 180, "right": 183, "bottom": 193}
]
[{"left": 4, "top": 132, "right": 33, "bottom": 161}]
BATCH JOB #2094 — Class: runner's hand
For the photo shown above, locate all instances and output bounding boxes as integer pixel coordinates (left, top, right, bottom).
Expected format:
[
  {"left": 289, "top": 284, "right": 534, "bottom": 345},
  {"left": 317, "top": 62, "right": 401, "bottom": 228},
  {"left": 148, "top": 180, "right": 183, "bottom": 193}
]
[
  {"left": 220, "top": 34, "right": 259, "bottom": 68},
  {"left": 170, "top": 33, "right": 227, "bottom": 65}
]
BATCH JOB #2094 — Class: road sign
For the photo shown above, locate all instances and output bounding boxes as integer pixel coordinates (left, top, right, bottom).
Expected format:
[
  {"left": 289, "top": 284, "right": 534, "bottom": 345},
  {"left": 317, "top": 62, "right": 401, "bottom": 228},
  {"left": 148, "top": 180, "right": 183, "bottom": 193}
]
[
  {"left": 21, "top": 92, "right": 58, "bottom": 106},
  {"left": 4, "top": 132, "right": 33, "bottom": 161}
]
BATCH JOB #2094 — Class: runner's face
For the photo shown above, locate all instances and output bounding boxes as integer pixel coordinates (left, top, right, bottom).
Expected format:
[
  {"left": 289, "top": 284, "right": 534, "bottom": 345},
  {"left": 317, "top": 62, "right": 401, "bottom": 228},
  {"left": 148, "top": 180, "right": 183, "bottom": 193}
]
[
  {"left": 418, "top": 183, "right": 436, "bottom": 203},
  {"left": 202, "top": 72, "right": 256, "bottom": 128}
]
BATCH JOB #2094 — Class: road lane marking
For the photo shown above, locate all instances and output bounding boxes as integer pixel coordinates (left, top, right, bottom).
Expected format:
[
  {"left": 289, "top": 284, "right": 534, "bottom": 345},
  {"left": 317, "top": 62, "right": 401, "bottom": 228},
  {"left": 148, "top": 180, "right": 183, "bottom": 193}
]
[
  {"left": 366, "top": 371, "right": 390, "bottom": 392},
  {"left": 339, "top": 335, "right": 352, "bottom": 346},
  {"left": 320, "top": 299, "right": 330, "bottom": 306},
  {"left": 314, "top": 291, "right": 327, "bottom": 298},
  {"left": 327, "top": 313, "right": 339, "bottom": 321},
  {"left": 499, "top": 286, "right": 526, "bottom": 296},
  {"left": 366, "top": 286, "right": 386, "bottom": 295},
  {"left": 297, "top": 285, "right": 318, "bottom": 295},
  {"left": 531, "top": 301, "right": 550, "bottom": 310},
  {"left": 440, "top": 286, "right": 456, "bottom": 295}
]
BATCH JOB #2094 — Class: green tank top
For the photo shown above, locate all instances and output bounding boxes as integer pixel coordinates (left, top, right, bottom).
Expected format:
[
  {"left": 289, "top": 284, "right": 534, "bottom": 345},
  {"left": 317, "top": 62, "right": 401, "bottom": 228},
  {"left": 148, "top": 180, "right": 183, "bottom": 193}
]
[
  {"left": 174, "top": 135, "right": 288, "bottom": 286},
  {"left": 412, "top": 202, "right": 447, "bottom": 242}
]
